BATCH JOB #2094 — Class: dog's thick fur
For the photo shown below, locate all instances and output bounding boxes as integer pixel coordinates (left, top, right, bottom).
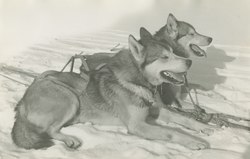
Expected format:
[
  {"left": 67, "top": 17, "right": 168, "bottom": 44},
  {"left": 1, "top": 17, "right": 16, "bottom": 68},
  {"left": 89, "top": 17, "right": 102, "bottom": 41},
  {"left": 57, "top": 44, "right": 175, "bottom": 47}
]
[{"left": 12, "top": 30, "right": 210, "bottom": 150}]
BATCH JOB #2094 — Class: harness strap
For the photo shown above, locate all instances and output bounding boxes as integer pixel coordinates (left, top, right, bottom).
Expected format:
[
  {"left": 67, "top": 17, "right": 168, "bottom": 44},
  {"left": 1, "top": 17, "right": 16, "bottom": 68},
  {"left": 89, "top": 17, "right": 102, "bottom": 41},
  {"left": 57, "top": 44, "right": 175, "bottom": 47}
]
[
  {"left": 184, "top": 74, "right": 197, "bottom": 106},
  {"left": 78, "top": 55, "right": 90, "bottom": 72},
  {"left": 43, "top": 76, "right": 84, "bottom": 97}
]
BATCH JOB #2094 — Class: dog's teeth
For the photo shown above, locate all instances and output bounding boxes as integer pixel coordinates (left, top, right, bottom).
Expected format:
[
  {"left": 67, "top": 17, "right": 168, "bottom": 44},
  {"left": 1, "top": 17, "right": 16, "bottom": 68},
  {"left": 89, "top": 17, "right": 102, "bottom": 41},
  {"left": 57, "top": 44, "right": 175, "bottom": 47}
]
[{"left": 164, "top": 72, "right": 173, "bottom": 78}]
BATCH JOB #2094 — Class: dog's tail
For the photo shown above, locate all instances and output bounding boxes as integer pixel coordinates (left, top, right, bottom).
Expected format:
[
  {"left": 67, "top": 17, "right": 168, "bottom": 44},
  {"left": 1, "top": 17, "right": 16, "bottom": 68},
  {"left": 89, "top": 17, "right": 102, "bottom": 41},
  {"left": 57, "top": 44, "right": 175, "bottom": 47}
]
[{"left": 11, "top": 113, "right": 53, "bottom": 149}]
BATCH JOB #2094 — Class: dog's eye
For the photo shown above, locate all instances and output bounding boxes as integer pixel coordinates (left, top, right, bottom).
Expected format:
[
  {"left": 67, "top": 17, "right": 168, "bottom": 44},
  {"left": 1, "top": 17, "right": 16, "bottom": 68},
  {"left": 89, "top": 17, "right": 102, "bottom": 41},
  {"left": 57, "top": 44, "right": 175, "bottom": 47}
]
[{"left": 189, "top": 33, "right": 195, "bottom": 36}]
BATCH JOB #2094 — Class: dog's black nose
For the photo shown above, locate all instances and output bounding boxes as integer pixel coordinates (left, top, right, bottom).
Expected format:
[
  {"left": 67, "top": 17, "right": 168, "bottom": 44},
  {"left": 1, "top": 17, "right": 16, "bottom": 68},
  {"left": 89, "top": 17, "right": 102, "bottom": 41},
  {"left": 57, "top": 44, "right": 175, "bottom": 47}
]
[
  {"left": 208, "top": 37, "right": 213, "bottom": 43},
  {"left": 186, "top": 59, "right": 192, "bottom": 68}
]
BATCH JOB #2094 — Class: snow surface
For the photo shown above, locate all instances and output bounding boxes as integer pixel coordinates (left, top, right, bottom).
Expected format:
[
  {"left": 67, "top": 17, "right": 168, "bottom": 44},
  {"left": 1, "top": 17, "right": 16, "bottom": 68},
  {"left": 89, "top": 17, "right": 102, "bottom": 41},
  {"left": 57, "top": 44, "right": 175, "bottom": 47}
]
[{"left": 0, "top": 30, "right": 250, "bottom": 159}]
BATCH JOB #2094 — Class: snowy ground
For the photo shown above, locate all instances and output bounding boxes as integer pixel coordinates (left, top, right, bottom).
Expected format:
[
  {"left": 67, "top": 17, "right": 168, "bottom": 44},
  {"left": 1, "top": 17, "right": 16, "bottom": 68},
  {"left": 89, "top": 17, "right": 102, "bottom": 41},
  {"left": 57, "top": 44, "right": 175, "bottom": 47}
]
[{"left": 0, "top": 30, "right": 250, "bottom": 159}]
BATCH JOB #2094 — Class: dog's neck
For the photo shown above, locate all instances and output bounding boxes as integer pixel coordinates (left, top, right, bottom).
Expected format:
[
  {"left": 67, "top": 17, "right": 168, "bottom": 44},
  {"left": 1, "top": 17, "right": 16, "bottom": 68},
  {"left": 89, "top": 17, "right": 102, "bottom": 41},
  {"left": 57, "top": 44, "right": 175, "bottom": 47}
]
[
  {"left": 154, "top": 28, "right": 177, "bottom": 47},
  {"left": 154, "top": 27, "right": 188, "bottom": 58},
  {"left": 108, "top": 50, "right": 156, "bottom": 103}
]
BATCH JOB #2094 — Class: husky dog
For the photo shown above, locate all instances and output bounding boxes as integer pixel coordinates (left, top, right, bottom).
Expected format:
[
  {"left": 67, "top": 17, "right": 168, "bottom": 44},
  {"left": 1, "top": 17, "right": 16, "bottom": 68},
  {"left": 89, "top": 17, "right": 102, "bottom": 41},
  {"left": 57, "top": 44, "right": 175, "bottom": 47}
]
[
  {"left": 154, "top": 14, "right": 212, "bottom": 111},
  {"left": 11, "top": 29, "right": 210, "bottom": 150},
  {"left": 155, "top": 13, "right": 212, "bottom": 58}
]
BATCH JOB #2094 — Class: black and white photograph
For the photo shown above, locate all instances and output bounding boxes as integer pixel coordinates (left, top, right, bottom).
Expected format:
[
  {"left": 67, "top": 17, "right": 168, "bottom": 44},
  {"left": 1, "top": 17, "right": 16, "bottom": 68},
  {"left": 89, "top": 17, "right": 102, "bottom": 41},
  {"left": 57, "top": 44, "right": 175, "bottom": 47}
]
[{"left": 0, "top": 0, "right": 250, "bottom": 158}]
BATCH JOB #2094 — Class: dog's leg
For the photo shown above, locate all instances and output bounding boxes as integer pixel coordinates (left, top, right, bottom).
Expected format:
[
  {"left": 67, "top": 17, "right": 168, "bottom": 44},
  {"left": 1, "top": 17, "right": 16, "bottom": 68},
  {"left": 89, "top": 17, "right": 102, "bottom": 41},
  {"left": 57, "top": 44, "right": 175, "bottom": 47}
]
[
  {"left": 48, "top": 130, "right": 81, "bottom": 149},
  {"left": 154, "top": 92, "right": 219, "bottom": 135},
  {"left": 46, "top": 112, "right": 82, "bottom": 149},
  {"left": 46, "top": 104, "right": 82, "bottom": 149},
  {"left": 126, "top": 105, "right": 210, "bottom": 150},
  {"left": 28, "top": 105, "right": 82, "bottom": 149},
  {"left": 157, "top": 108, "right": 220, "bottom": 135}
]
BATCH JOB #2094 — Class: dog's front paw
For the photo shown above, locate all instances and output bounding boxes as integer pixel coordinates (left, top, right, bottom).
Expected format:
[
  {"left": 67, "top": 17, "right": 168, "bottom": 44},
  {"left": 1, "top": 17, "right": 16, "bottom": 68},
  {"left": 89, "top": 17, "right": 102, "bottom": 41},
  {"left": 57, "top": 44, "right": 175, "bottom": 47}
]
[
  {"left": 201, "top": 128, "right": 214, "bottom": 136},
  {"left": 64, "top": 136, "right": 82, "bottom": 149},
  {"left": 184, "top": 140, "right": 210, "bottom": 150},
  {"left": 188, "top": 142, "right": 209, "bottom": 150},
  {"left": 200, "top": 125, "right": 223, "bottom": 136}
]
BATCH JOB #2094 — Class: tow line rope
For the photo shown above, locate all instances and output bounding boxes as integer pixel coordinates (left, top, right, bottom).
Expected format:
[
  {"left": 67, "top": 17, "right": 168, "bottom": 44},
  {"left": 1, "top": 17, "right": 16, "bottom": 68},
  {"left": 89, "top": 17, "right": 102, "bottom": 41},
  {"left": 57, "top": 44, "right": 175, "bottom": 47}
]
[{"left": 182, "top": 74, "right": 250, "bottom": 130}]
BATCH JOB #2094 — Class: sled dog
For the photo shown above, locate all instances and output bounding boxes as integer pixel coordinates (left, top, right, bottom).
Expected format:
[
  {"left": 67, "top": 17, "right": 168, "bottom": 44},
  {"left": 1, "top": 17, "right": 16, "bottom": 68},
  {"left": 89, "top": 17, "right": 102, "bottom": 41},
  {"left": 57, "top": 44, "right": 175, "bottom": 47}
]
[{"left": 12, "top": 29, "right": 210, "bottom": 150}]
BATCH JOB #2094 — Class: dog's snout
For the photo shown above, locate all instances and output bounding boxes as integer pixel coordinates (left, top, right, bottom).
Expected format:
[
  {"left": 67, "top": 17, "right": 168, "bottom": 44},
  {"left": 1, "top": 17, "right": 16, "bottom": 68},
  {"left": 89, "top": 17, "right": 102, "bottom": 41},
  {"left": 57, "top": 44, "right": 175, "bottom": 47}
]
[
  {"left": 207, "top": 37, "right": 213, "bottom": 44},
  {"left": 186, "top": 59, "right": 192, "bottom": 68}
]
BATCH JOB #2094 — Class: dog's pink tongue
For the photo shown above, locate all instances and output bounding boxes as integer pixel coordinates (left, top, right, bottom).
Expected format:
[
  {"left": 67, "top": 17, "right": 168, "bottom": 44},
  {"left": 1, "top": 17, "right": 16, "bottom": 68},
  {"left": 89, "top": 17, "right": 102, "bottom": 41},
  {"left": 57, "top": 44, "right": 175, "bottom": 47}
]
[
  {"left": 172, "top": 72, "right": 184, "bottom": 82},
  {"left": 190, "top": 44, "right": 206, "bottom": 57}
]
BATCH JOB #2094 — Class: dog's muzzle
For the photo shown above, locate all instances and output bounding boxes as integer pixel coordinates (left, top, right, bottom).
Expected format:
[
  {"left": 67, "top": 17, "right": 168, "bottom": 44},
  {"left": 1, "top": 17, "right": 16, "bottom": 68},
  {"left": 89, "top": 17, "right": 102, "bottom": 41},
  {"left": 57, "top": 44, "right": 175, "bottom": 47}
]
[{"left": 190, "top": 37, "right": 212, "bottom": 57}]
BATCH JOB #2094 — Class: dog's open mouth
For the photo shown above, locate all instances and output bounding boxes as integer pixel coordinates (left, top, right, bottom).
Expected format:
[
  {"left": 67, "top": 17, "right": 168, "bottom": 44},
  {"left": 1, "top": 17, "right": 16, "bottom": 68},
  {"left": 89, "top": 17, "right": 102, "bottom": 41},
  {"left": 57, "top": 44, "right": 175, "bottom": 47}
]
[
  {"left": 190, "top": 44, "right": 207, "bottom": 57},
  {"left": 160, "top": 71, "right": 185, "bottom": 85}
]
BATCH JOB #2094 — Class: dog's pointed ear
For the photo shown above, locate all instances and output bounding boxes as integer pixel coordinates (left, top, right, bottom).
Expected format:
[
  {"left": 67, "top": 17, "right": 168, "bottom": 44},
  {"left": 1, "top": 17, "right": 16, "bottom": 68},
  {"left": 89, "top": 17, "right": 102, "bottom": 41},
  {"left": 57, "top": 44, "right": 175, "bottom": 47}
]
[
  {"left": 128, "top": 35, "right": 144, "bottom": 63},
  {"left": 167, "top": 13, "right": 178, "bottom": 39},
  {"left": 140, "top": 27, "right": 152, "bottom": 40}
]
